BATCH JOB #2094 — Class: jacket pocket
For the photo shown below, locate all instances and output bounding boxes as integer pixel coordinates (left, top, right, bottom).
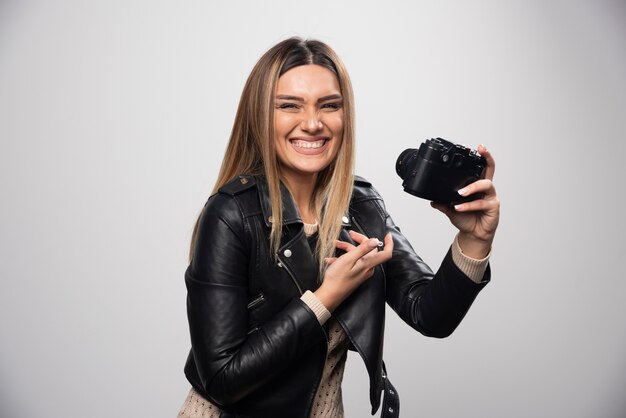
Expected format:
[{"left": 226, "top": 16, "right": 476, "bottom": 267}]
[{"left": 247, "top": 292, "right": 265, "bottom": 310}]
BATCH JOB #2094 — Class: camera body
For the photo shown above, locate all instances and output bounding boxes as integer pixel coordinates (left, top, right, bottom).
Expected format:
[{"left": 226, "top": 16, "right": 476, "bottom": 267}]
[{"left": 396, "top": 138, "right": 486, "bottom": 205}]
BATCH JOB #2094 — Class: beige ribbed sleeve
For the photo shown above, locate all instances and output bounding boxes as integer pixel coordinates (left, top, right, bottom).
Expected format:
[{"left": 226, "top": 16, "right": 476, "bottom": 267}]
[
  {"left": 301, "top": 290, "right": 332, "bottom": 325},
  {"left": 450, "top": 233, "right": 491, "bottom": 283}
]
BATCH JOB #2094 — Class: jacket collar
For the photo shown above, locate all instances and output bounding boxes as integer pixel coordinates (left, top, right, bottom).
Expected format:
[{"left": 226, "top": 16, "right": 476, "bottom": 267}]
[
  {"left": 256, "top": 176, "right": 302, "bottom": 227},
  {"left": 255, "top": 176, "right": 352, "bottom": 228}
]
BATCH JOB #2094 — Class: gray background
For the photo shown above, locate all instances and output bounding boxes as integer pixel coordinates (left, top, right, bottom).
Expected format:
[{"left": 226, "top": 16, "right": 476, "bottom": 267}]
[{"left": 1, "top": 1, "right": 625, "bottom": 417}]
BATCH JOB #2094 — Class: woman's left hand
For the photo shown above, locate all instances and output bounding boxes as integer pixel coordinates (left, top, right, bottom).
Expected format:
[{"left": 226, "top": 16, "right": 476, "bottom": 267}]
[{"left": 431, "top": 144, "right": 500, "bottom": 259}]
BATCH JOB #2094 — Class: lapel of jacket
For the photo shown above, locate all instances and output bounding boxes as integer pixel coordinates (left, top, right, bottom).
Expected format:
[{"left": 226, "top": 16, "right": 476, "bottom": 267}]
[
  {"left": 333, "top": 207, "right": 386, "bottom": 397},
  {"left": 256, "top": 176, "right": 319, "bottom": 293}
]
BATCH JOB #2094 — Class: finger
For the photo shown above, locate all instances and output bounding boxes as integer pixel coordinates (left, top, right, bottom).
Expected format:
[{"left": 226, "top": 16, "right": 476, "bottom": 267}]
[
  {"left": 344, "top": 236, "right": 381, "bottom": 265},
  {"left": 349, "top": 230, "right": 386, "bottom": 252},
  {"left": 477, "top": 144, "right": 496, "bottom": 180},
  {"left": 359, "top": 233, "right": 394, "bottom": 268},
  {"left": 359, "top": 249, "right": 389, "bottom": 270},
  {"left": 457, "top": 179, "right": 496, "bottom": 198},
  {"left": 324, "top": 257, "right": 337, "bottom": 265},
  {"left": 348, "top": 230, "right": 369, "bottom": 243},
  {"left": 454, "top": 196, "right": 499, "bottom": 213},
  {"left": 359, "top": 246, "right": 380, "bottom": 262},
  {"left": 335, "top": 240, "right": 357, "bottom": 253},
  {"left": 384, "top": 232, "right": 394, "bottom": 254}
]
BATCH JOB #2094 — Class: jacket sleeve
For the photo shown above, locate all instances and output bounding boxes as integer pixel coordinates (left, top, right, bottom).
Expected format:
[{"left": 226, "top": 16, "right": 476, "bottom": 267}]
[
  {"left": 377, "top": 200, "right": 490, "bottom": 338},
  {"left": 344, "top": 177, "right": 491, "bottom": 338},
  {"left": 185, "top": 193, "right": 325, "bottom": 406}
]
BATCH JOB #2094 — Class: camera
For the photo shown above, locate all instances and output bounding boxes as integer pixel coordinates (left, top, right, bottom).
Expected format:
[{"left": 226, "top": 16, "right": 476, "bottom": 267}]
[{"left": 396, "top": 138, "right": 486, "bottom": 205}]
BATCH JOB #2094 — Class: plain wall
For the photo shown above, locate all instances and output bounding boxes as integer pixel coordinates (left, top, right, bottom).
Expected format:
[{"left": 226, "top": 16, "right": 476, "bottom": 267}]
[{"left": 1, "top": 1, "right": 625, "bottom": 417}]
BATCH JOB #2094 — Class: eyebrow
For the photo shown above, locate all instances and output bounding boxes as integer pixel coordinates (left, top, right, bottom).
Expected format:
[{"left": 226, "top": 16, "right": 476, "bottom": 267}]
[{"left": 275, "top": 94, "right": 342, "bottom": 103}]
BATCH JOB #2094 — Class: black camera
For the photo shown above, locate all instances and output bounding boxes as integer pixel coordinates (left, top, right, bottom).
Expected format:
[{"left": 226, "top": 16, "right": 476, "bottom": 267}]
[{"left": 396, "top": 138, "right": 486, "bottom": 205}]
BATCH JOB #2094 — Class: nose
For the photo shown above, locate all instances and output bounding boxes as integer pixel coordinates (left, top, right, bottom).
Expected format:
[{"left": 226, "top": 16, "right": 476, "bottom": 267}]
[{"left": 301, "top": 109, "right": 323, "bottom": 132}]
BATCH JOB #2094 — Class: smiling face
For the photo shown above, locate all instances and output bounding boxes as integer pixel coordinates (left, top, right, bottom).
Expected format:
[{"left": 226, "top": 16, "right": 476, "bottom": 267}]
[{"left": 273, "top": 64, "right": 344, "bottom": 187}]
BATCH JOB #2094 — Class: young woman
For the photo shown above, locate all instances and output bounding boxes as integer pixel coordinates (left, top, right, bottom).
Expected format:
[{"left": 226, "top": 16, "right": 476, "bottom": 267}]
[{"left": 179, "top": 37, "right": 499, "bottom": 418}]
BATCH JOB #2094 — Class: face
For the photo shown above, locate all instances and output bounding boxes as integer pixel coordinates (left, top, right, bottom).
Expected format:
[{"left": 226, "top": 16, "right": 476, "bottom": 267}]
[{"left": 273, "top": 64, "right": 344, "bottom": 185}]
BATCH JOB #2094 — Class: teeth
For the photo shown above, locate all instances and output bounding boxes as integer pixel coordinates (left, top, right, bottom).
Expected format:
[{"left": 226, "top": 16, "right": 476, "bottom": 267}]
[{"left": 291, "top": 139, "right": 326, "bottom": 149}]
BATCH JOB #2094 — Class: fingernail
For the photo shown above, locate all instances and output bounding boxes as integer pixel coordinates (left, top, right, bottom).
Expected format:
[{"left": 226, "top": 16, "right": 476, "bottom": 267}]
[
  {"left": 368, "top": 238, "right": 378, "bottom": 247},
  {"left": 458, "top": 188, "right": 467, "bottom": 196},
  {"left": 454, "top": 204, "right": 463, "bottom": 210}
]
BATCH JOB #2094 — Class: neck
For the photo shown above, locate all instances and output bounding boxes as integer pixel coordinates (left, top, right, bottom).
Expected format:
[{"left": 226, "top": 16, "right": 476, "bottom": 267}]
[{"left": 281, "top": 171, "right": 318, "bottom": 224}]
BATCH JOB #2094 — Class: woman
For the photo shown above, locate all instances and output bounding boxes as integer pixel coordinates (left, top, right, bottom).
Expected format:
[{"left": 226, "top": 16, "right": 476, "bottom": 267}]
[{"left": 179, "top": 37, "right": 499, "bottom": 418}]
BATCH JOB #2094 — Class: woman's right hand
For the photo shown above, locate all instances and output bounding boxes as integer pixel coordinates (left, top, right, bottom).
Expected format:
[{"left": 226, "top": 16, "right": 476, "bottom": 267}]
[{"left": 314, "top": 230, "right": 393, "bottom": 312}]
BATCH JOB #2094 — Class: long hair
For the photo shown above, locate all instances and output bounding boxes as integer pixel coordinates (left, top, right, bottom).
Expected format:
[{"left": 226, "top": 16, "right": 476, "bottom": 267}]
[{"left": 189, "top": 37, "right": 355, "bottom": 274}]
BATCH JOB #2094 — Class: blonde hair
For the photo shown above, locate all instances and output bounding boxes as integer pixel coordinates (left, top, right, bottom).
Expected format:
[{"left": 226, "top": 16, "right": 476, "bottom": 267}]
[{"left": 190, "top": 37, "right": 355, "bottom": 274}]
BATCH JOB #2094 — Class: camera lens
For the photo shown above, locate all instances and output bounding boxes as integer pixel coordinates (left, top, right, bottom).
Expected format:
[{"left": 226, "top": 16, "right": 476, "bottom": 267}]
[{"left": 396, "top": 148, "right": 418, "bottom": 179}]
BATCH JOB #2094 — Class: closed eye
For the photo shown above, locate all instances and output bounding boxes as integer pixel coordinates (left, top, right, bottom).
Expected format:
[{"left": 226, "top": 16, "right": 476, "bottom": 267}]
[
  {"left": 320, "top": 101, "right": 342, "bottom": 111},
  {"left": 276, "top": 102, "right": 301, "bottom": 110}
]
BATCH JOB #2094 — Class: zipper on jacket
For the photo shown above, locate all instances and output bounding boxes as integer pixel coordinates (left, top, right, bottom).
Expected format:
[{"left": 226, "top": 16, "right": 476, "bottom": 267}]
[
  {"left": 352, "top": 215, "right": 388, "bottom": 281},
  {"left": 346, "top": 215, "right": 388, "bottom": 400},
  {"left": 351, "top": 216, "right": 368, "bottom": 238},
  {"left": 247, "top": 293, "right": 265, "bottom": 309},
  {"left": 277, "top": 254, "right": 304, "bottom": 295}
]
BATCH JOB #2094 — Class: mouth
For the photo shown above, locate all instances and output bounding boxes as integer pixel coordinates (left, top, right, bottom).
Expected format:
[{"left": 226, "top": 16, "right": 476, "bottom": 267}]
[
  {"left": 290, "top": 138, "right": 328, "bottom": 149},
  {"left": 288, "top": 137, "right": 330, "bottom": 154}
]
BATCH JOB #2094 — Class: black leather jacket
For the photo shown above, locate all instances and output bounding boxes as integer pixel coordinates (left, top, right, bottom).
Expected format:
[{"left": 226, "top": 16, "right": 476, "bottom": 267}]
[{"left": 184, "top": 175, "right": 490, "bottom": 418}]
